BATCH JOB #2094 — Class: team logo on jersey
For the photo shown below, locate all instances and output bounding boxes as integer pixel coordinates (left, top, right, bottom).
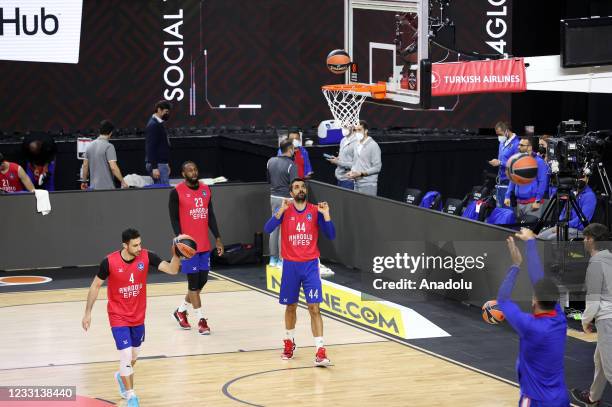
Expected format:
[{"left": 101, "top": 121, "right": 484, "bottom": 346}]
[
  {"left": 202, "top": 190, "right": 207, "bottom": 197},
  {"left": 118, "top": 268, "right": 124, "bottom": 273},
  {"left": 137, "top": 262, "right": 144, "bottom": 271},
  {"left": 306, "top": 213, "right": 313, "bottom": 222},
  {"left": 186, "top": 194, "right": 191, "bottom": 198},
  {"left": 8, "top": 173, "right": 14, "bottom": 179},
  {"left": 290, "top": 217, "right": 295, "bottom": 221}
]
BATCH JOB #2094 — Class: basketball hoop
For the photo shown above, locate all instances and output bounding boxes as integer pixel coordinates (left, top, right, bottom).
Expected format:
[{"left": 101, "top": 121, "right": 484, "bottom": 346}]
[{"left": 321, "top": 83, "right": 386, "bottom": 128}]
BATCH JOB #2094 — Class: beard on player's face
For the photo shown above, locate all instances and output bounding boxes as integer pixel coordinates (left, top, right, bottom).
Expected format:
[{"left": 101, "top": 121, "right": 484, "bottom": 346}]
[
  {"left": 183, "top": 170, "right": 199, "bottom": 185},
  {"left": 293, "top": 191, "right": 307, "bottom": 202}
]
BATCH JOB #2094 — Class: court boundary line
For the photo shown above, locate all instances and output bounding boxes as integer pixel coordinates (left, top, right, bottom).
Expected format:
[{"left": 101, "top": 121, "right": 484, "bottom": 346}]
[
  {"left": 0, "top": 340, "right": 387, "bottom": 372},
  {"left": 209, "top": 270, "right": 522, "bottom": 390},
  {"left": 0, "top": 290, "right": 249, "bottom": 308}
]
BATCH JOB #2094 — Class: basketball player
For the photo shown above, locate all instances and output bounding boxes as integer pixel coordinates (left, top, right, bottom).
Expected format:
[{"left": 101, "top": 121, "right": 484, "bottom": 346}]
[
  {"left": 81, "top": 228, "right": 181, "bottom": 407},
  {"left": 499, "top": 228, "right": 569, "bottom": 406},
  {"left": 0, "top": 152, "right": 35, "bottom": 193},
  {"left": 263, "top": 178, "right": 336, "bottom": 366},
  {"left": 170, "top": 161, "right": 224, "bottom": 334}
]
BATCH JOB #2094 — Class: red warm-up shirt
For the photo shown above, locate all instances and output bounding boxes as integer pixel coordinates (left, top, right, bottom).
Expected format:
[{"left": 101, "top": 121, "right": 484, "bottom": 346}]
[
  {"left": 0, "top": 162, "right": 24, "bottom": 192},
  {"left": 280, "top": 203, "right": 320, "bottom": 261},
  {"left": 176, "top": 181, "right": 212, "bottom": 253}
]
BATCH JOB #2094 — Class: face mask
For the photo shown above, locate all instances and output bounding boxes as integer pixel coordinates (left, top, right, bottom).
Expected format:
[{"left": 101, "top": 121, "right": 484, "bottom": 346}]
[
  {"left": 356, "top": 132, "right": 365, "bottom": 141},
  {"left": 292, "top": 139, "right": 301, "bottom": 148},
  {"left": 538, "top": 146, "right": 547, "bottom": 156},
  {"left": 498, "top": 135, "right": 507, "bottom": 143},
  {"left": 161, "top": 113, "right": 170, "bottom": 121}
]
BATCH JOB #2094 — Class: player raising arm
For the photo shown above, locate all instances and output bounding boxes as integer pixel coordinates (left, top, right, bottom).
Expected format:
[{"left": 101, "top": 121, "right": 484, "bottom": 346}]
[{"left": 264, "top": 178, "right": 336, "bottom": 366}]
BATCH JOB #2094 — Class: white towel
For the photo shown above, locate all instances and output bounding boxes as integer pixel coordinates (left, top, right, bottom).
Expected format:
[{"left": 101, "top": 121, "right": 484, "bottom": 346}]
[
  {"left": 34, "top": 189, "right": 51, "bottom": 215},
  {"left": 124, "top": 174, "right": 154, "bottom": 188}
]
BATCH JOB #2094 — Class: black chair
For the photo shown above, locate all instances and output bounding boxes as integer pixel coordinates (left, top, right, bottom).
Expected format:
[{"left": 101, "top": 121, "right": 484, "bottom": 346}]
[
  {"left": 404, "top": 188, "right": 423, "bottom": 205},
  {"left": 443, "top": 198, "right": 464, "bottom": 216}
]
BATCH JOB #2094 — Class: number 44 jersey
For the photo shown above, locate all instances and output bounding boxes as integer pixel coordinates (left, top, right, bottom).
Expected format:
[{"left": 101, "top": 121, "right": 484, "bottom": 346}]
[{"left": 280, "top": 203, "right": 321, "bottom": 262}]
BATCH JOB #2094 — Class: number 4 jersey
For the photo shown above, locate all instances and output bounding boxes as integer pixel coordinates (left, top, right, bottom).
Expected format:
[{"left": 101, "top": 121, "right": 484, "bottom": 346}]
[{"left": 97, "top": 250, "right": 162, "bottom": 327}]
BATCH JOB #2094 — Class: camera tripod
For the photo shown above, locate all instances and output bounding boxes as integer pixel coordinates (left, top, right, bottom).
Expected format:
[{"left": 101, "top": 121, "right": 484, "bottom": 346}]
[{"left": 534, "top": 184, "right": 590, "bottom": 241}]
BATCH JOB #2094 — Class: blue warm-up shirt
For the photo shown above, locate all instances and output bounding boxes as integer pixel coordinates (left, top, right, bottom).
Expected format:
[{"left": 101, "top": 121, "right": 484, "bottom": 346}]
[
  {"left": 497, "top": 239, "right": 568, "bottom": 403},
  {"left": 498, "top": 135, "right": 520, "bottom": 183},
  {"left": 505, "top": 154, "right": 549, "bottom": 202},
  {"left": 563, "top": 186, "right": 597, "bottom": 230}
]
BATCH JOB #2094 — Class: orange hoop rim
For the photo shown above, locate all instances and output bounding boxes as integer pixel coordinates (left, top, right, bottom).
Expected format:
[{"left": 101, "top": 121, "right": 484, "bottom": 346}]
[{"left": 321, "top": 82, "right": 387, "bottom": 99}]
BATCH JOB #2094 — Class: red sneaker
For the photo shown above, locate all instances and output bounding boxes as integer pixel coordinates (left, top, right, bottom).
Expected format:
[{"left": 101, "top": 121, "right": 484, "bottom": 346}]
[
  {"left": 281, "top": 339, "right": 295, "bottom": 360},
  {"left": 315, "top": 347, "right": 331, "bottom": 367},
  {"left": 198, "top": 318, "right": 211, "bottom": 335},
  {"left": 173, "top": 308, "right": 191, "bottom": 330}
]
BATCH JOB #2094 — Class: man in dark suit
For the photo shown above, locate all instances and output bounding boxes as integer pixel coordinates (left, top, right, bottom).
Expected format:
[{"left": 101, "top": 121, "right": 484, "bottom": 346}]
[{"left": 145, "top": 100, "right": 172, "bottom": 185}]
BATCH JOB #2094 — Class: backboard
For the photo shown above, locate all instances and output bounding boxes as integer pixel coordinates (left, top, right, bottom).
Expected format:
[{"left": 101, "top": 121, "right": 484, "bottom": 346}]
[{"left": 345, "top": 0, "right": 429, "bottom": 108}]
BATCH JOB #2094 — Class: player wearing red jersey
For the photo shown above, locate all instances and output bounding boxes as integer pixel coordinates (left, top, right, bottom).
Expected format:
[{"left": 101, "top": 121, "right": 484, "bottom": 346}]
[
  {"left": 0, "top": 153, "right": 35, "bottom": 193},
  {"left": 82, "top": 228, "right": 180, "bottom": 407},
  {"left": 169, "top": 161, "right": 224, "bottom": 334},
  {"left": 264, "top": 178, "right": 336, "bottom": 366}
]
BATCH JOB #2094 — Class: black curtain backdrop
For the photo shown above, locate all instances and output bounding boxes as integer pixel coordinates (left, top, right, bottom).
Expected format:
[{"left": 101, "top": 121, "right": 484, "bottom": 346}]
[{"left": 0, "top": 0, "right": 510, "bottom": 133}]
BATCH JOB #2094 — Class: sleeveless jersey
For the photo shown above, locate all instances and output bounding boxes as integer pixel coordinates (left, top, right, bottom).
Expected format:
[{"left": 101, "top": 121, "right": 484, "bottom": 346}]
[
  {"left": 106, "top": 250, "right": 150, "bottom": 327},
  {"left": 176, "top": 181, "right": 212, "bottom": 253},
  {"left": 0, "top": 162, "right": 24, "bottom": 193},
  {"left": 281, "top": 203, "right": 320, "bottom": 262}
]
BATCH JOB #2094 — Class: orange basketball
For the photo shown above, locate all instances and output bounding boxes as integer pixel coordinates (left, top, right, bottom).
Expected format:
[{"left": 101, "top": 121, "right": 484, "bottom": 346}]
[
  {"left": 173, "top": 234, "right": 197, "bottom": 259},
  {"left": 506, "top": 153, "right": 538, "bottom": 185},
  {"left": 482, "top": 300, "right": 505, "bottom": 324},
  {"left": 326, "top": 49, "right": 351, "bottom": 74}
]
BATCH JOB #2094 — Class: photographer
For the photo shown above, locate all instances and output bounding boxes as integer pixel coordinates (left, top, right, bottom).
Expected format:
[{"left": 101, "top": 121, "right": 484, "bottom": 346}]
[
  {"left": 571, "top": 223, "right": 612, "bottom": 407},
  {"left": 489, "top": 122, "right": 519, "bottom": 208},
  {"left": 538, "top": 174, "right": 596, "bottom": 240}
]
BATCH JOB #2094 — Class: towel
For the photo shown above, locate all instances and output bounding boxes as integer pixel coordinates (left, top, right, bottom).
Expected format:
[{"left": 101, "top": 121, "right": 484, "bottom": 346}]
[
  {"left": 124, "top": 174, "right": 154, "bottom": 188},
  {"left": 34, "top": 189, "right": 51, "bottom": 215}
]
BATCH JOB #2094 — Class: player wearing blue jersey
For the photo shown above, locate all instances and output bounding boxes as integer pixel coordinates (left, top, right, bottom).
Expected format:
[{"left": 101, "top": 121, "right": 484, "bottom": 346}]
[{"left": 499, "top": 228, "right": 569, "bottom": 406}]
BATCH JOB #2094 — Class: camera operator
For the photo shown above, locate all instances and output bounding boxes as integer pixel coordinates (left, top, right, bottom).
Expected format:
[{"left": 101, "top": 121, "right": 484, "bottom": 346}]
[
  {"left": 538, "top": 174, "right": 597, "bottom": 240},
  {"left": 504, "top": 136, "right": 549, "bottom": 219},
  {"left": 489, "top": 122, "right": 519, "bottom": 208},
  {"left": 571, "top": 223, "right": 612, "bottom": 407}
]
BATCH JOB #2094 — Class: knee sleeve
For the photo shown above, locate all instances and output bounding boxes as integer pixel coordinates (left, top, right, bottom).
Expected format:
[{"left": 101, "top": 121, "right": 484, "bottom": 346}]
[
  {"left": 131, "top": 346, "right": 141, "bottom": 362},
  {"left": 119, "top": 347, "right": 134, "bottom": 376}
]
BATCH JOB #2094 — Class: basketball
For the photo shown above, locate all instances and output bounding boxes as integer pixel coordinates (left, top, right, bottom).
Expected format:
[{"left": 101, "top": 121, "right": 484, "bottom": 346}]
[
  {"left": 174, "top": 234, "right": 197, "bottom": 259},
  {"left": 482, "top": 300, "right": 505, "bottom": 324},
  {"left": 506, "top": 153, "right": 538, "bottom": 185},
  {"left": 327, "top": 49, "right": 351, "bottom": 74}
]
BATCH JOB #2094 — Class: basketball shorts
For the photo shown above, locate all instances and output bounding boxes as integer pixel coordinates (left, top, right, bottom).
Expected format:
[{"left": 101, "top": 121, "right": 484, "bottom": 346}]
[
  {"left": 187, "top": 270, "right": 209, "bottom": 291},
  {"left": 518, "top": 394, "right": 569, "bottom": 407},
  {"left": 181, "top": 251, "right": 210, "bottom": 274},
  {"left": 279, "top": 259, "right": 322, "bottom": 305},
  {"left": 111, "top": 325, "right": 145, "bottom": 350}
]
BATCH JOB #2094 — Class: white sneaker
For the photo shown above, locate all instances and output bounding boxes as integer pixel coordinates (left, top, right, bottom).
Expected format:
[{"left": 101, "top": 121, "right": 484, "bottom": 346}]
[{"left": 319, "top": 262, "right": 335, "bottom": 278}]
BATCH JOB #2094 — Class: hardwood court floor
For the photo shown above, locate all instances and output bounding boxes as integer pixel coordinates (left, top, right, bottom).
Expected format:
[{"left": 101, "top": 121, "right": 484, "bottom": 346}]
[{"left": 0, "top": 278, "right": 523, "bottom": 406}]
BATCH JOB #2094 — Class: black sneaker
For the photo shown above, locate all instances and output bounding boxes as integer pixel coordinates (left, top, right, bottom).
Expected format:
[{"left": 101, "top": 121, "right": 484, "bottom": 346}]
[{"left": 571, "top": 388, "right": 599, "bottom": 406}]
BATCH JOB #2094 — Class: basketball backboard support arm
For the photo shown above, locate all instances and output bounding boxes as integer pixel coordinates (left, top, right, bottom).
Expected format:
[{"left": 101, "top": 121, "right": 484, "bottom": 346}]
[
  {"left": 525, "top": 55, "right": 612, "bottom": 93},
  {"left": 346, "top": 0, "right": 429, "bottom": 107}
]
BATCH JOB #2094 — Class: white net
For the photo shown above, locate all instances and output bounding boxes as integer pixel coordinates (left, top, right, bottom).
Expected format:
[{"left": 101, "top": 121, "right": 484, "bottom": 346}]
[{"left": 322, "top": 87, "right": 369, "bottom": 129}]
